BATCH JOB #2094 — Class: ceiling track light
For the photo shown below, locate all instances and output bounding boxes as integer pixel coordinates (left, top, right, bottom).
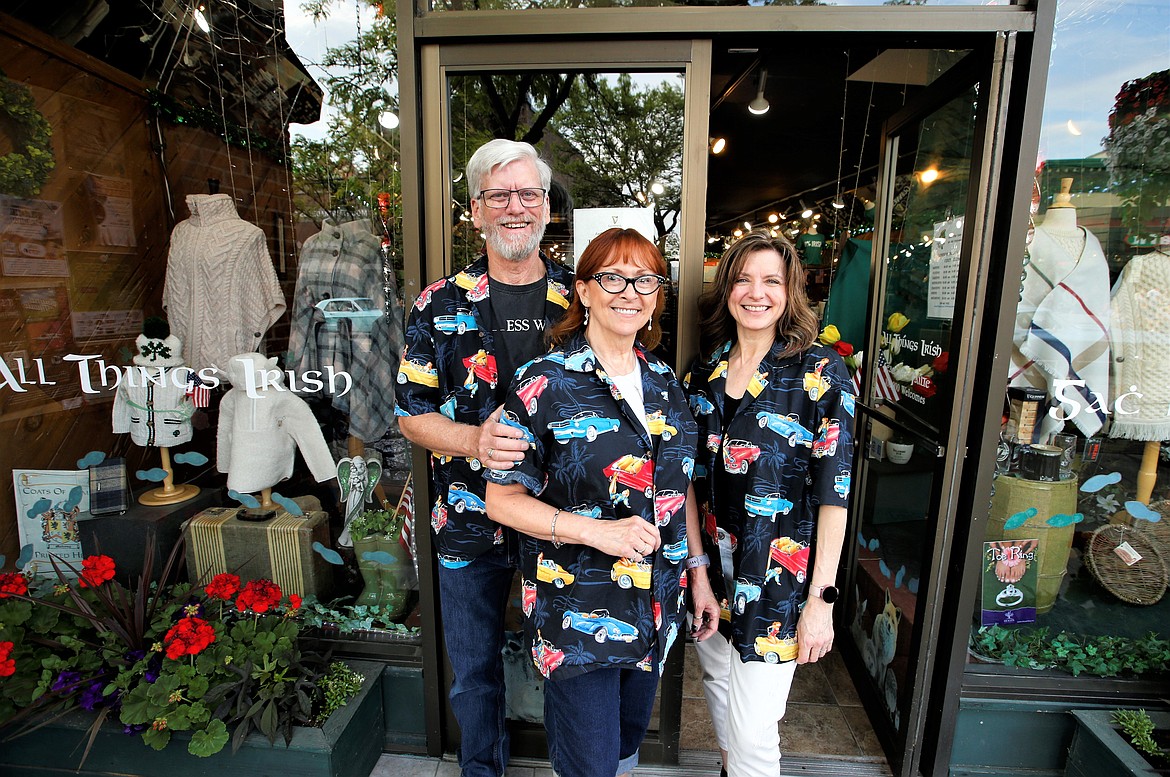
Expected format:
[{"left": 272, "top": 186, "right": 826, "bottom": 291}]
[
  {"left": 748, "top": 69, "right": 770, "bottom": 116},
  {"left": 709, "top": 137, "right": 727, "bottom": 155}
]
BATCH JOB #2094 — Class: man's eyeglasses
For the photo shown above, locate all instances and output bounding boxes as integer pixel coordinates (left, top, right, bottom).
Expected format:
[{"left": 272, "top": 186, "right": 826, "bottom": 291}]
[
  {"left": 591, "top": 272, "right": 667, "bottom": 295},
  {"left": 477, "top": 188, "right": 547, "bottom": 208}
]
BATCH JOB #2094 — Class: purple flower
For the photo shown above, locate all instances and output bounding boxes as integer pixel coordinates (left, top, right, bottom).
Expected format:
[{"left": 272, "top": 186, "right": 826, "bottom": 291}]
[
  {"left": 51, "top": 670, "right": 82, "bottom": 693},
  {"left": 78, "top": 680, "right": 106, "bottom": 711},
  {"left": 123, "top": 722, "right": 147, "bottom": 735},
  {"left": 144, "top": 667, "right": 159, "bottom": 683}
]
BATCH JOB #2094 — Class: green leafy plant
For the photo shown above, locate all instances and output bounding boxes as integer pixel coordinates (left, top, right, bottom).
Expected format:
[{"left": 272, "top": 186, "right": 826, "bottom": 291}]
[
  {"left": 348, "top": 508, "right": 405, "bottom": 544},
  {"left": 316, "top": 662, "right": 365, "bottom": 725},
  {"left": 1112, "top": 709, "right": 1164, "bottom": 760},
  {"left": 971, "top": 625, "right": 1170, "bottom": 677},
  {"left": 298, "top": 597, "right": 419, "bottom": 638},
  {"left": 1, "top": 545, "right": 364, "bottom": 765}
]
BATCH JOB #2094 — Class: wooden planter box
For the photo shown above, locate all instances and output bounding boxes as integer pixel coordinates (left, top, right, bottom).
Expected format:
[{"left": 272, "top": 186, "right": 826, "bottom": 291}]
[
  {"left": 0, "top": 660, "right": 384, "bottom": 777},
  {"left": 1066, "top": 709, "right": 1170, "bottom": 777}
]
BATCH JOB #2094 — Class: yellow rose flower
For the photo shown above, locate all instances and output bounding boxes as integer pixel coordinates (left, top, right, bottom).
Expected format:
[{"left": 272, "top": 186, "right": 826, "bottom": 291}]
[
  {"left": 818, "top": 324, "right": 841, "bottom": 345},
  {"left": 887, "top": 312, "right": 910, "bottom": 332}
]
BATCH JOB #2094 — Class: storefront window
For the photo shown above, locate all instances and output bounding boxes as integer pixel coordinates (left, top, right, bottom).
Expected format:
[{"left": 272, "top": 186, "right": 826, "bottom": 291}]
[{"left": 972, "top": 0, "right": 1170, "bottom": 676}]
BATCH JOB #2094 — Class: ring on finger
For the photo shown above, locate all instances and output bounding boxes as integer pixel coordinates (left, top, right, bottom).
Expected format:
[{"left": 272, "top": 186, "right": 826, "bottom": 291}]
[{"left": 487, "top": 447, "right": 495, "bottom": 459}]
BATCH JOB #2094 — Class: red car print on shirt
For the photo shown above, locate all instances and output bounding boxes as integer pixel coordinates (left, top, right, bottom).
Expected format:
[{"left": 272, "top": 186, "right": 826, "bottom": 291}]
[
  {"left": 462, "top": 350, "right": 498, "bottom": 389},
  {"left": 516, "top": 374, "right": 550, "bottom": 415},
  {"left": 813, "top": 418, "right": 841, "bottom": 458},
  {"left": 522, "top": 579, "right": 537, "bottom": 617},
  {"left": 654, "top": 489, "right": 687, "bottom": 526},
  {"left": 414, "top": 277, "right": 445, "bottom": 311},
  {"left": 722, "top": 439, "right": 761, "bottom": 474},
  {"left": 766, "top": 537, "right": 810, "bottom": 584},
  {"left": 604, "top": 454, "right": 656, "bottom": 499},
  {"left": 431, "top": 503, "right": 448, "bottom": 533},
  {"left": 532, "top": 634, "right": 565, "bottom": 678}
]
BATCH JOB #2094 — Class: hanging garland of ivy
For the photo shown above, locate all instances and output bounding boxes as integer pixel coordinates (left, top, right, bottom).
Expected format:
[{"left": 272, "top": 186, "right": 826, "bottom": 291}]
[
  {"left": 147, "top": 90, "right": 287, "bottom": 165},
  {"left": 0, "top": 74, "right": 56, "bottom": 199}
]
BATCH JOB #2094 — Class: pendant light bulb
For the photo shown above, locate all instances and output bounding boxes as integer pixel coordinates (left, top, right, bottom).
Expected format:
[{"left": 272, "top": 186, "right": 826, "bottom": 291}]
[{"left": 748, "top": 69, "right": 770, "bottom": 116}]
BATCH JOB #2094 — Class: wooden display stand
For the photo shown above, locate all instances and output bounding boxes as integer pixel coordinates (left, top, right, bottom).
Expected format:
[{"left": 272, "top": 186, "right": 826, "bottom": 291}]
[{"left": 138, "top": 447, "right": 200, "bottom": 506}]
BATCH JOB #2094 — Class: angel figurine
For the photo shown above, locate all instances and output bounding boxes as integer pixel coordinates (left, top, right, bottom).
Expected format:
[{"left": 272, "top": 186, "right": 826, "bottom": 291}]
[{"left": 337, "top": 454, "right": 382, "bottom": 547}]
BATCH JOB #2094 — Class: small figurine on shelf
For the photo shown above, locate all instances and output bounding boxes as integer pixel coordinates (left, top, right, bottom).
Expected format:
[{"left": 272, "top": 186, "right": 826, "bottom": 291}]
[{"left": 337, "top": 454, "right": 382, "bottom": 547}]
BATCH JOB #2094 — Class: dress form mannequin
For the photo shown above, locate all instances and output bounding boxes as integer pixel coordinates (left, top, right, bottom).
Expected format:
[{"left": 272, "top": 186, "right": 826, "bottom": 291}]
[
  {"left": 1036, "top": 178, "right": 1086, "bottom": 276},
  {"left": 1010, "top": 177, "right": 1112, "bottom": 438}
]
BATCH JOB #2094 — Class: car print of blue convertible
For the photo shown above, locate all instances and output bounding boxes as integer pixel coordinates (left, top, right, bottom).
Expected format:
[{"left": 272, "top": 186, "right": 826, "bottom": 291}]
[
  {"left": 448, "top": 483, "right": 486, "bottom": 514},
  {"left": 434, "top": 312, "right": 478, "bottom": 335},
  {"left": 756, "top": 411, "right": 814, "bottom": 447},
  {"left": 744, "top": 492, "right": 795, "bottom": 521},
  {"left": 733, "top": 579, "right": 762, "bottom": 615},
  {"left": 548, "top": 411, "right": 621, "bottom": 443},
  {"left": 661, "top": 538, "right": 688, "bottom": 564},
  {"left": 562, "top": 609, "right": 639, "bottom": 643}
]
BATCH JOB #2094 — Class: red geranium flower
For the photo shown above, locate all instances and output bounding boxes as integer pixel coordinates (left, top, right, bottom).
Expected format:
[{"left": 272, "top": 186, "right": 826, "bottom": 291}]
[
  {"left": 0, "top": 641, "right": 16, "bottom": 677},
  {"left": 163, "top": 616, "right": 215, "bottom": 660},
  {"left": 236, "top": 579, "right": 283, "bottom": 614},
  {"left": 79, "top": 555, "right": 116, "bottom": 588},
  {"left": 287, "top": 594, "right": 302, "bottom": 612},
  {"left": 932, "top": 352, "right": 949, "bottom": 373},
  {"left": 205, "top": 573, "right": 241, "bottom": 601},
  {"left": 0, "top": 573, "right": 28, "bottom": 598}
]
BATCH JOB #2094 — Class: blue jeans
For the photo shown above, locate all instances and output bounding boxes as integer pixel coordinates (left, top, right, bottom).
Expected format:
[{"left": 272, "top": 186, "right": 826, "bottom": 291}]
[
  {"left": 437, "top": 546, "right": 516, "bottom": 777},
  {"left": 543, "top": 665, "right": 661, "bottom": 777}
]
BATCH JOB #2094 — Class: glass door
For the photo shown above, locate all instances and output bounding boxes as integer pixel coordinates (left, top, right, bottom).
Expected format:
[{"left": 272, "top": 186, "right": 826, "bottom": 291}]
[
  {"left": 415, "top": 39, "right": 712, "bottom": 764},
  {"left": 844, "top": 53, "right": 989, "bottom": 777}
]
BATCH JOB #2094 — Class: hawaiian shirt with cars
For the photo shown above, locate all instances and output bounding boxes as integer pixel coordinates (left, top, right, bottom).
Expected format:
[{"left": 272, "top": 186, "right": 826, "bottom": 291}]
[
  {"left": 486, "top": 331, "right": 699, "bottom": 681},
  {"left": 395, "top": 254, "right": 573, "bottom": 563},
  {"left": 683, "top": 341, "right": 855, "bottom": 664}
]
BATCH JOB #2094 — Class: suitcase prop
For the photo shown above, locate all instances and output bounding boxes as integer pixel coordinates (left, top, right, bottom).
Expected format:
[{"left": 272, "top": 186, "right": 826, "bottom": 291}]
[{"left": 183, "top": 496, "right": 333, "bottom": 598}]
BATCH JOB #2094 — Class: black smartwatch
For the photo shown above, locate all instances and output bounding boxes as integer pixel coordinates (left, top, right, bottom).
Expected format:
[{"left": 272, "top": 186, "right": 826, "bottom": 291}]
[{"left": 810, "top": 584, "right": 839, "bottom": 604}]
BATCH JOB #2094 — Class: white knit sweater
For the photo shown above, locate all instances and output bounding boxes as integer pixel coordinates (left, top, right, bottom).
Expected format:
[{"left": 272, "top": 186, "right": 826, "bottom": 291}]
[
  {"left": 163, "top": 194, "right": 285, "bottom": 382},
  {"left": 1109, "top": 250, "right": 1170, "bottom": 440},
  {"left": 216, "top": 353, "right": 336, "bottom": 493}
]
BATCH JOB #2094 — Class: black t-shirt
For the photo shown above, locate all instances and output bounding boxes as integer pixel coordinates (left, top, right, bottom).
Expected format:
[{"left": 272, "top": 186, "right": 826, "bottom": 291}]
[{"left": 485, "top": 275, "right": 550, "bottom": 397}]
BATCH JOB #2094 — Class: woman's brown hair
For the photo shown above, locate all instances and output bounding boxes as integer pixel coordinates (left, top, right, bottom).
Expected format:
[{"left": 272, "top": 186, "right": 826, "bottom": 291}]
[
  {"left": 547, "top": 228, "right": 668, "bottom": 351},
  {"left": 697, "top": 230, "right": 819, "bottom": 361}
]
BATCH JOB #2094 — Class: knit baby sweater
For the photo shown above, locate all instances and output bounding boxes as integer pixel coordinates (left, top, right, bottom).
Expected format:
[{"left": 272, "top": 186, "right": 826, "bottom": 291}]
[
  {"left": 163, "top": 194, "right": 285, "bottom": 382},
  {"left": 216, "top": 353, "right": 336, "bottom": 493}
]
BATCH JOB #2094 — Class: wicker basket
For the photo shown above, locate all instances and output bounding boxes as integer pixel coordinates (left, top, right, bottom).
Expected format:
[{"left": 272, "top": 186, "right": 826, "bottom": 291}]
[
  {"left": 1084, "top": 524, "right": 1168, "bottom": 605},
  {"left": 1143, "top": 500, "right": 1170, "bottom": 573}
]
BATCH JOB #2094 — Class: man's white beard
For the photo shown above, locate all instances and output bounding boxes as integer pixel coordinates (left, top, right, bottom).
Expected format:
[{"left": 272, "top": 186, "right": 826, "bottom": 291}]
[{"left": 485, "top": 220, "right": 545, "bottom": 263}]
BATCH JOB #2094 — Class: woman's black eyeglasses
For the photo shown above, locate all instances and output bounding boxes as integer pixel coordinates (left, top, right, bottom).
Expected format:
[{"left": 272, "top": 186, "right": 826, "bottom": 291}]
[{"left": 591, "top": 272, "right": 667, "bottom": 295}]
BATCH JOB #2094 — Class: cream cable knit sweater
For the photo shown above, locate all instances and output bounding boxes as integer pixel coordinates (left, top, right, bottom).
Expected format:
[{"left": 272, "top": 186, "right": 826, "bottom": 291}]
[
  {"left": 163, "top": 194, "right": 285, "bottom": 382},
  {"left": 1110, "top": 250, "right": 1170, "bottom": 440}
]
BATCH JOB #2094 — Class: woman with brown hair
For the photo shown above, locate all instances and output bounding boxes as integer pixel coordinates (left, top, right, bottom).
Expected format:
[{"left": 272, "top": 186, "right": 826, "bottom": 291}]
[{"left": 684, "top": 230, "right": 856, "bottom": 777}]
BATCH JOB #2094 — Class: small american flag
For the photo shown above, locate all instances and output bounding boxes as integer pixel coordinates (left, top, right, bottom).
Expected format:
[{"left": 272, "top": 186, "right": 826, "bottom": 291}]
[
  {"left": 185, "top": 370, "right": 211, "bottom": 408},
  {"left": 396, "top": 476, "right": 416, "bottom": 574},
  {"left": 874, "top": 363, "right": 902, "bottom": 403}
]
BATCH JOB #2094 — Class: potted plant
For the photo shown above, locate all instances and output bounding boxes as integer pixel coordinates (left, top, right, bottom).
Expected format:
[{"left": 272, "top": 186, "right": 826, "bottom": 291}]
[
  {"left": 1066, "top": 709, "right": 1170, "bottom": 776},
  {"left": 0, "top": 540, "right": 383, "bottom": 777},
  {"left": 349, "top": 507, "right": 412, "bottom": 617}
]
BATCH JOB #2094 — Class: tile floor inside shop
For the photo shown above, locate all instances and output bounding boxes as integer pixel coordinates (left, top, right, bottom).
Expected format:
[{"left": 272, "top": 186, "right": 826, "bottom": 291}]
[{"left": 370, "top": 643, "right": 888, "bottom": 776}]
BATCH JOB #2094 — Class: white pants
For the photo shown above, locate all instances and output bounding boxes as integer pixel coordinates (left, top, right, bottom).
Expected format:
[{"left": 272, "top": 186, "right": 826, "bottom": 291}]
[{"left": 693, "top": 634, "right": 798, "bottom": 777}]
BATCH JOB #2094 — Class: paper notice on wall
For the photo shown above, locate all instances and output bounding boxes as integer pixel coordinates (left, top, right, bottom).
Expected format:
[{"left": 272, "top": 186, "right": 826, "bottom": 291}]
[
  {"left": 573, "top": 208, "right": 657, "bottom": 267},
  {"left": 927, "top": 218, "right": 963, "bottom": 319},
  {"left": 0, "top": 196, "right": 68, "bottom": 277},
  {"left": 85, "top": 175, "right": 136, "bottom": 248}
]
